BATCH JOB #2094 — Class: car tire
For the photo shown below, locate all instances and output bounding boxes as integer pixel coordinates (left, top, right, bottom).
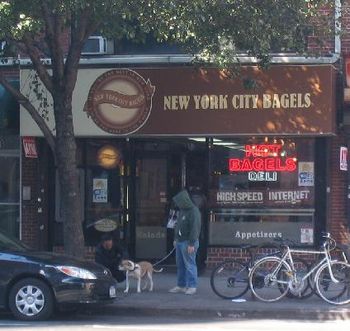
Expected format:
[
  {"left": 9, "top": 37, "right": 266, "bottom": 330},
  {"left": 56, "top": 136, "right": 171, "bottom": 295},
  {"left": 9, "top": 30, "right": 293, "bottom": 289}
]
[{"left": 9, "top": 278, "right": 54, "bottom": 321}]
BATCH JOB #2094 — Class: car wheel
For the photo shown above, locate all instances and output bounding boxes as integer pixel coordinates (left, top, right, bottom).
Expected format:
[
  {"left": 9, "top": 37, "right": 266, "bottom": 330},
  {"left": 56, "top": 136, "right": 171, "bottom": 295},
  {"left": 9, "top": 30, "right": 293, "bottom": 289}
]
[{"left": 9, "top": 278, "right": 54, "bottom": 321}]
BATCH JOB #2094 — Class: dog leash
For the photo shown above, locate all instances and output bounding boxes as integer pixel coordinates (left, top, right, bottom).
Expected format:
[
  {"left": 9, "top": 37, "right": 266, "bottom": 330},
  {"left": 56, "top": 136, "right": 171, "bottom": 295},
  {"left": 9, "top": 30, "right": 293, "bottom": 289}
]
[{"left": 152, "top": 247, "right": 176, "bottom": 267}]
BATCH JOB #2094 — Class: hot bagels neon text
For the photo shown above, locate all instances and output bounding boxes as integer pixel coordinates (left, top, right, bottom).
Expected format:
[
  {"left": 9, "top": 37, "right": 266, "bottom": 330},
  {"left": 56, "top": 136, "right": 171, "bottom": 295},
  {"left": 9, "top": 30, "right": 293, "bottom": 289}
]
[{"left": 229, "top": 144, "right": 297, "bottom": 172}]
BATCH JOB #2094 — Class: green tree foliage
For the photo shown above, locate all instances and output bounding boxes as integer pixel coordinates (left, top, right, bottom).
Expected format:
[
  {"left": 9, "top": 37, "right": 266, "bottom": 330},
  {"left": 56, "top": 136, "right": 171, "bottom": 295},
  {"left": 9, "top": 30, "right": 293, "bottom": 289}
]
[{"left": 0, "top": 0, "right": 333, "bottom": 257}]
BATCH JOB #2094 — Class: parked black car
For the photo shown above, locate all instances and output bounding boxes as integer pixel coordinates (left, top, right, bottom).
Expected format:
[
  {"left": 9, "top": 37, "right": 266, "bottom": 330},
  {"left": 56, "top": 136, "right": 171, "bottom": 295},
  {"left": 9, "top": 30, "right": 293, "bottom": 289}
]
[{"left": 0, "top": 231, "right": 117, "bottom": 321}]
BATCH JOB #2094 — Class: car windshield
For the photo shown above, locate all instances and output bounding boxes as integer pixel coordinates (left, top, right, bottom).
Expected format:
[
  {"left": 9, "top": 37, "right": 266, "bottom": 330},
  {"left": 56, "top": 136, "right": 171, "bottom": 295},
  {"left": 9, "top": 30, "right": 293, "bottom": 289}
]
[{"left": 0, "top": 231, "right": 29, "bottom": 252}]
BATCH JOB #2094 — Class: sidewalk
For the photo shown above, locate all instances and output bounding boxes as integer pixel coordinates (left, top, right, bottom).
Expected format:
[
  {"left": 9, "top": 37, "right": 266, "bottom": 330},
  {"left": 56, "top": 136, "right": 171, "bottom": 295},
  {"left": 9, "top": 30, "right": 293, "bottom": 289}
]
[{"left": 97, "top": 269, "right": 350, "bottom": 321}]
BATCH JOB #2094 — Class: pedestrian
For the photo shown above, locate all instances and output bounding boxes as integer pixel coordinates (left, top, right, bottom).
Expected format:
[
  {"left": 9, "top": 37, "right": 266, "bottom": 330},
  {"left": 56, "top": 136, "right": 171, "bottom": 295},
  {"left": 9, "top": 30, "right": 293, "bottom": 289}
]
[
  {"left": 95, "top": 233, "right": 126, "bottom": 283},
  {"left": 169, "top": 189, "right": 201, "bottom": 295}
]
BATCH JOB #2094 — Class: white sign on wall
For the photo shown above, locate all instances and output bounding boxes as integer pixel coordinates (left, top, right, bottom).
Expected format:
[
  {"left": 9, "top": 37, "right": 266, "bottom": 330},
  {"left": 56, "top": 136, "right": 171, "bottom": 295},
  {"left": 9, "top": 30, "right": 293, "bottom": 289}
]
[
  {"left": 340, "top": 147, "right": 348, "bottom": 171},
  {"left": 298, "top": 162, "right": 314, "bottom": 187},
  {"left": 93, "top": 178, "right": 108, "bottom": 203}
]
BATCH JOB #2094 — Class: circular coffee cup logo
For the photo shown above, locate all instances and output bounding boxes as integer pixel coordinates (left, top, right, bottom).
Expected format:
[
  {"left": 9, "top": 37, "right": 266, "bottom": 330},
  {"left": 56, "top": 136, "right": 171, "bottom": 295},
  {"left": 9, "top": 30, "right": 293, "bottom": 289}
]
[{"left": 84, "top": 69, "right": 155, "bottom": 135}]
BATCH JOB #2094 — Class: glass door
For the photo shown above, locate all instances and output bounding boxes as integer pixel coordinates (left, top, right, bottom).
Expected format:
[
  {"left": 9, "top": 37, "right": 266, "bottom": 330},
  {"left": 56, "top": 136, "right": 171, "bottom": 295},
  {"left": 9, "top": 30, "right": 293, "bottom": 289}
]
[{"left": 135, "top": 156, "right": 168, "bottom": 259}]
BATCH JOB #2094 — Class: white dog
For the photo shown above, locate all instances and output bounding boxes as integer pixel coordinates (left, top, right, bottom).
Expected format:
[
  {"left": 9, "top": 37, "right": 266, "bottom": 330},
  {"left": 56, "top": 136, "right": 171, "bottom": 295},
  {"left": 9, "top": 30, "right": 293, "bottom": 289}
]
[{"left": 118, "top": 260, "right": 163, "bottom": 293}]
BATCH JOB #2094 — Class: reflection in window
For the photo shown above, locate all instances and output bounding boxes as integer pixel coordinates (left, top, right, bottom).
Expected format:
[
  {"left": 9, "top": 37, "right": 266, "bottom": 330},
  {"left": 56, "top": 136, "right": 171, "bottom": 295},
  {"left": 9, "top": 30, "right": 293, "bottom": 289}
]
[
  {"left": 83, "top": 141, "right": 124, "bottom": 245},
  {"left": 0, "top": 156, "right": 19, "bottom": 203},
  {"left": 0, "top": 151, "right": 20, "bottom": 238},
  {"left": 208, "top": 137, "right": 315, "bottom": 246},
  {"left": 0, "top": 205, "right": 19, "bottom": 238}
]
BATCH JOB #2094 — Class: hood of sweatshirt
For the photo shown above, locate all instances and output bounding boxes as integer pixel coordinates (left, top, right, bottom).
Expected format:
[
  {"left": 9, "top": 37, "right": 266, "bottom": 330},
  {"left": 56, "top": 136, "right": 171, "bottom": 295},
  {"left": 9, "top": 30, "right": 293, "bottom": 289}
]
[{"left": 172, "top": 190, "right": 194, "bottom": 209}]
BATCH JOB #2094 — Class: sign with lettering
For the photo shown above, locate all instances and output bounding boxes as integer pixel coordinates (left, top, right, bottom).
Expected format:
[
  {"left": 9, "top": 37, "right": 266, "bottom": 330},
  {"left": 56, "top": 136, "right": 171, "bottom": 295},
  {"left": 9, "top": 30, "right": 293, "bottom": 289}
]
[
  {"left": 229, "top": 144, "right": 297, "bottom": 182},
  {"left": 211, "top": 188, "right": 314, "bottom": 208},
  {"left": 94, "top": 218, "right": 118, "bottom": 232},
  {"left": 229, "top": 145, "right": 297, "bottom": 171},
  {"left": 298, "top": 162, "right": 315, "bottom": 186},
  {"left": 20, "top": 65, "right": 336, "bottom": 137},
  {"left": 135, "top": 226, "right": 167, "bottom": 259},
  {"left": 209, "top": 222, "right": 314, "bottom": 245},
  {"left": 22, "top": 137, "right": 38, "bottom": 158},
  {"left": 340, "top": 147, "right": 348, "bottom": 171},
  {"left": 93, "top": 178, "right": 108, "bottom": 203}
]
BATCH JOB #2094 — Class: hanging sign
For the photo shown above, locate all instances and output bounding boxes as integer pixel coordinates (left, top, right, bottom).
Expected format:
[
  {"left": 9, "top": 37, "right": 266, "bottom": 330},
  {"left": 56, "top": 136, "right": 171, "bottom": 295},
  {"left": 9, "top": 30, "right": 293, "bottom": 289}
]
[
  {"left": 94, "top": 218, "right": 118, "bottom": 232},
  {"left": 22, "top": 137, "right": 38, "bottom": 158},
  {"left": 340, "top": 147, "right": 348, "bottom": 171}
]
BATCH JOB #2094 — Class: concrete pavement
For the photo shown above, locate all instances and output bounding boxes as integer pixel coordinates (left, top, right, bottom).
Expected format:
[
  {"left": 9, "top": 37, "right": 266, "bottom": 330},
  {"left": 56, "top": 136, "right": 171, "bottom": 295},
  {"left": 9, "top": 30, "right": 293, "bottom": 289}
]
[{"left": 91, "top": 269, "right": 350, "bottom": 321}]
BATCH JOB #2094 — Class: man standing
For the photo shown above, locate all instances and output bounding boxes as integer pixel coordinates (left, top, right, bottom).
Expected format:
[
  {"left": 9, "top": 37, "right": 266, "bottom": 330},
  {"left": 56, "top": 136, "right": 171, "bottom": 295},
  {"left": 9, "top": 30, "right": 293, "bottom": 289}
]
[
  {"left": 169, "top": 189, "right": 201, "bottom": 295},
  {"left": 95, "top": 233, "right": 126, "bottom": 283}
]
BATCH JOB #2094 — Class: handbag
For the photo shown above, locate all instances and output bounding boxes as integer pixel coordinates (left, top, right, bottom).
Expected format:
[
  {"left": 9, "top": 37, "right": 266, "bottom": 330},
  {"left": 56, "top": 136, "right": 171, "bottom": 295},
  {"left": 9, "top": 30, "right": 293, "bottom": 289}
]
[{"left": 166, "top": 209, "right": 178, "bottom": 229}]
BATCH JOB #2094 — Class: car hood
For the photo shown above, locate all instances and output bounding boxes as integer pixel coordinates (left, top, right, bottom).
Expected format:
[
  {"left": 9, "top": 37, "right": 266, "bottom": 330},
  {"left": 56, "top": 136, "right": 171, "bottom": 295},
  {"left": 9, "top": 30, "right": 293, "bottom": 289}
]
[{"left": 10, "top": 251, "right": 105, "bottom": 272}]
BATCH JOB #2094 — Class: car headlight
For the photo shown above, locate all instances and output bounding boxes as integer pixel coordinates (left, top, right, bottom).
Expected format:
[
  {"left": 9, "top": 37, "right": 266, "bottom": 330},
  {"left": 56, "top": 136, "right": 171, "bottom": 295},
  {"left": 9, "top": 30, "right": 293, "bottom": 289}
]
[{"left": 56, "top": 266, "right": 97, "bottom": 280}]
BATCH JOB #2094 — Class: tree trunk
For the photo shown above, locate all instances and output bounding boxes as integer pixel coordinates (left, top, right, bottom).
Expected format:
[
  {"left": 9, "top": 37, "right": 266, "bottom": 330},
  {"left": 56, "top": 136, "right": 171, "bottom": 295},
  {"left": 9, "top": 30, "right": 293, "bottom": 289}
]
[{"left": 53, "top": 91, "right": 85, "bottom": 259}]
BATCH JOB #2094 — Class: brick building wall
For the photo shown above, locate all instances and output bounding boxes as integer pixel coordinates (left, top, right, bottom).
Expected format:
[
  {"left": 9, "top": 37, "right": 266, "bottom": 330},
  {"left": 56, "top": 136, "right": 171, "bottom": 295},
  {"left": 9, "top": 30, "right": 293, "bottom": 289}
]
[
  {"left": 329, "top": 135, "right": 350, "bottom": 244},
  {"left": 342, "top": 2, "right": 350, "bottom": 53},
  {"left": 21, "top": 156, "right": 40, "bottom": 248},
  {"left": 21, "top": 140, "right": 50, "bottom": 249}
]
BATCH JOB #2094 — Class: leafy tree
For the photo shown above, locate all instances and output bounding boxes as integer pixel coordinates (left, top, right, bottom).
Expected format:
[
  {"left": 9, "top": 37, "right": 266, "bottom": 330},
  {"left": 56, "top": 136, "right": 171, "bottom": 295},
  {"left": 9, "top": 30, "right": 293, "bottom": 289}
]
[{"left": 0, "top": 0, "right": 332, "bottom": 257}]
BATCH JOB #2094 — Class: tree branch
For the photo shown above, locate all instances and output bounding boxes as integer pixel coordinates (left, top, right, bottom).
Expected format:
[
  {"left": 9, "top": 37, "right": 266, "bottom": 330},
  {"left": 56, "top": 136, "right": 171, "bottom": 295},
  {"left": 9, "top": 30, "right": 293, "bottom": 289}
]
[
  {"left": 64, "top": 7, "right": 98, "bottom": 95},
  {"left": 40, "top": 1, "right": 65, "bottom": 83},
  {"left": 21, "top": 33, "right": 54, "bottom": 93},
  {"left": 0, "top": 73, "right": 56, "bottom": 153}
]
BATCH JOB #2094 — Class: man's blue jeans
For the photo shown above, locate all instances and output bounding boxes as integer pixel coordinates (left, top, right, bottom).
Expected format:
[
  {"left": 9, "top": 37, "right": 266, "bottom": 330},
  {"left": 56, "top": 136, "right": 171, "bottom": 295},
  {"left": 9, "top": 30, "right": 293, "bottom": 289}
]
[{"left": 175, "top": 240, "right": 199, "bottom": 288}]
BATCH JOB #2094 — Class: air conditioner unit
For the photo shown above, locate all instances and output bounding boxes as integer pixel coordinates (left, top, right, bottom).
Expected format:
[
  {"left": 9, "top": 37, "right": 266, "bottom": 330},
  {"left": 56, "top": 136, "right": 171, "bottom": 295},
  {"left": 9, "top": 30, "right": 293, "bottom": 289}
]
[{"left": 82, "top": 36, "right": 107, "bottom": 55}]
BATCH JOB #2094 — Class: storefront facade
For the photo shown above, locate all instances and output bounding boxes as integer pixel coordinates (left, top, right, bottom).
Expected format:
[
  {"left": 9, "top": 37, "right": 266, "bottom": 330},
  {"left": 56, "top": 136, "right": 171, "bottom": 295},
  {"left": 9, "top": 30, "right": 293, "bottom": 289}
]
[{"left": 19, "top": 63, "right": 340, "bottom": 266}]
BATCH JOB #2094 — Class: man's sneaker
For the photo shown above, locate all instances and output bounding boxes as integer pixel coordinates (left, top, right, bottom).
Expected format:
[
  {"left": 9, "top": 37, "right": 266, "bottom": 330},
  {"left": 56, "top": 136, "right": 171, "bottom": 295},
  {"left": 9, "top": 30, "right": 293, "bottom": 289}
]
[
  {"left": 169, "top": 286, "right": 187, "bottom": 293},
  {"left": 185, "top": 287, "right": 197, "bottom": 295}
]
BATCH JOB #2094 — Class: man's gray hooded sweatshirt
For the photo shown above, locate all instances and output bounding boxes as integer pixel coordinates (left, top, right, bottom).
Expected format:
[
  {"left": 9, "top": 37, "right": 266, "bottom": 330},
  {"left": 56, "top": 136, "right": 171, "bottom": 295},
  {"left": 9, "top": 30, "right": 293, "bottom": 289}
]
[{"left": 173, "top": 190, "right": 201, "bottom": 245}]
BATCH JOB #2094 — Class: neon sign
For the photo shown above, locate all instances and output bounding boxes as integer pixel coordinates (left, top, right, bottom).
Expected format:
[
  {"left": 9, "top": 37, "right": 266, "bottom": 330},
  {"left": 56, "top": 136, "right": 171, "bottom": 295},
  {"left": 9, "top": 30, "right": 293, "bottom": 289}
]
[{"left": 229, "top": 144, "right": 297, "bottom": 173}]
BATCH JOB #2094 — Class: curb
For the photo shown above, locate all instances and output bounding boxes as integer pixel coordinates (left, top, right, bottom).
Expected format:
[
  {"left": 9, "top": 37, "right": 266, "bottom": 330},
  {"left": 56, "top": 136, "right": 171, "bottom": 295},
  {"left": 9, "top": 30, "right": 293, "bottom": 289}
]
[{"left": 87, "top": 304, "right": 350, "bottom": 321}]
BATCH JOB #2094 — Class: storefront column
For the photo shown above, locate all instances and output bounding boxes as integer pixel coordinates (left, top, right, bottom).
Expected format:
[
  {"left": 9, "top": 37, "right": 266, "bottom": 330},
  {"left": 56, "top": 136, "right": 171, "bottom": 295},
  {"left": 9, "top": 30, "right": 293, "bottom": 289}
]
[{"left": 328, "top": 134, "right": 349, "bottom": 243}]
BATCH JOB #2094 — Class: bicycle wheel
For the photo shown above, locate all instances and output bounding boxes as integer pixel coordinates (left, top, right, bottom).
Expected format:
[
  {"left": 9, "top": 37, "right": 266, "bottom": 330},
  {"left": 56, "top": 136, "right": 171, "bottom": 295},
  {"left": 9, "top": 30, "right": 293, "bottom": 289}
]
[
  {"left": 286, "top": 257, "right": 313, "bottom": 299},
  {"left": 210, "top": 260, "right": 249, "bottom": 299},
  {"left": 249, "top": 256, "right": 291, "bottom": 302},
  {"left": 315, "top": 261, "right": 350, "bottom": 305}
]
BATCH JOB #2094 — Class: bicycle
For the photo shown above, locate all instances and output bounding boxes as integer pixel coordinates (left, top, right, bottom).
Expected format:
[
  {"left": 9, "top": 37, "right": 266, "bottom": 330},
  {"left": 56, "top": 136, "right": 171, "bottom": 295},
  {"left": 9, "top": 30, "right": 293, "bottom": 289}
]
[
  {"left": 210, "top": 242, "right": 310, "bottom": 300},
  {"left": 249, "top": 233, "right": 350, "bottom": 305}
]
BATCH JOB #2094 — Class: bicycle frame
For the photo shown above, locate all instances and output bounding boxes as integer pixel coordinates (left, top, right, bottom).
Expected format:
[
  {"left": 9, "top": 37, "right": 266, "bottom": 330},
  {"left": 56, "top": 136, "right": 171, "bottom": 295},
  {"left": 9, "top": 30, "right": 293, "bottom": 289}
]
[{"left": 277, "top": 246, "right": 340, "bottom": 285}]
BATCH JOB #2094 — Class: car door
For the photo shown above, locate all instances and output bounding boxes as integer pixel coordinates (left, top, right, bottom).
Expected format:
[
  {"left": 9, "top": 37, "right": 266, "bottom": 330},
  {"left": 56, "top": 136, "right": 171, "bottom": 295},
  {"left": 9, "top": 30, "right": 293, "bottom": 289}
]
[{"left": 0, "top": 252, "right": 19, "bottom": 307}]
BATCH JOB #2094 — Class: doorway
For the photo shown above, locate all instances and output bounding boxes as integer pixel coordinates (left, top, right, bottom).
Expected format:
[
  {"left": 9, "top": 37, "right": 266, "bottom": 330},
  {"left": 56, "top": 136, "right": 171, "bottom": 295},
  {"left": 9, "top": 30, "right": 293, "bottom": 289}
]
[
  {"left": 132, "top": 139, "right": 208, "bottom": 267},
  {"left": 134, "top": 155, "right": 168, "bottom": 259}
]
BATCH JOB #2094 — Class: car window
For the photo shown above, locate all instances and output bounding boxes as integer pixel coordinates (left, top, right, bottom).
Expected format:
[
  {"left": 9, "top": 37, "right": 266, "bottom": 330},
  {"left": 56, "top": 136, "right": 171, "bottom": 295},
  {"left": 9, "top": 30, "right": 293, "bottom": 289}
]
[{"left": 0, "top": 231, "right": 29, "bottom": 251}]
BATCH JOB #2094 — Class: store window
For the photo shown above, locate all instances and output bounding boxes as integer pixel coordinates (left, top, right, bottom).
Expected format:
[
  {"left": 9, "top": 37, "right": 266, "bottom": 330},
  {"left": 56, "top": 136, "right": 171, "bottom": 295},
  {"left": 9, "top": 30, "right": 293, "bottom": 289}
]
[
  {"left": 208, "top": 137, "right": 315, "bottom": 246},
  {"left": 0, "top": 82, "right": 20, "bottom": 238},
  {"left": 84, "top": 141, "right": 125, "bottom": 245},
  {"left": 54, "top": 140, "right": 125, "bottom": 246},
  {"left": 0, "top": 149, "right": 20, "bottom": 238}
]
